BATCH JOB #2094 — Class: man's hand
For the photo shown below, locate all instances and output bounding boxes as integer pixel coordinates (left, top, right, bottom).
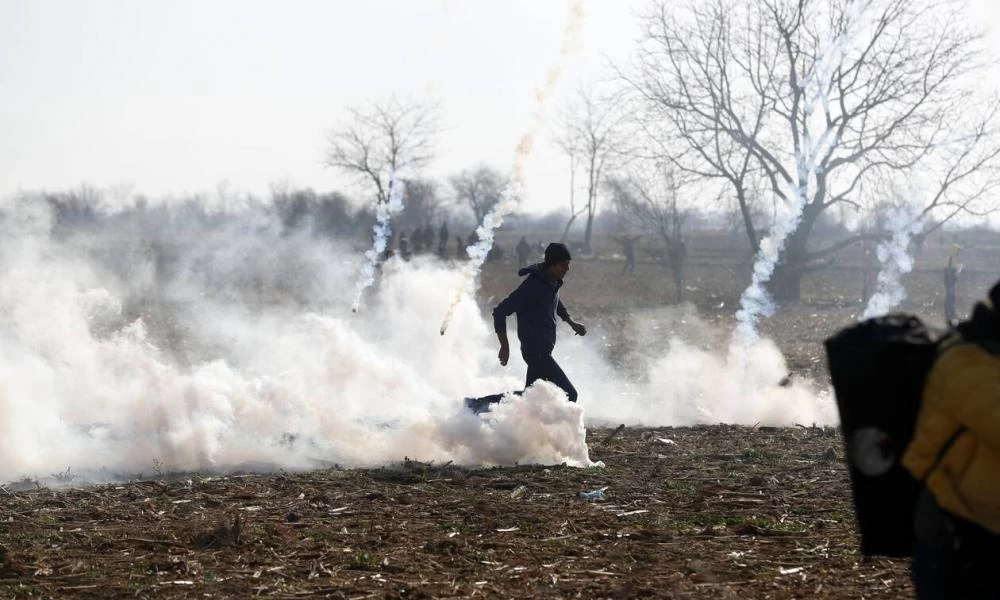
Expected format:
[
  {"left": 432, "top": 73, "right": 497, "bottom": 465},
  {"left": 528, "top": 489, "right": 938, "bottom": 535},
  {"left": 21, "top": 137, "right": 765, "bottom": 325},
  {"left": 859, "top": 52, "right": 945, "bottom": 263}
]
[
  {"left": 496, "top": 332, "right": 510, "bottom": 366},
  {"left": 570, "top": 321, "right": 587, "bottom": 336}
]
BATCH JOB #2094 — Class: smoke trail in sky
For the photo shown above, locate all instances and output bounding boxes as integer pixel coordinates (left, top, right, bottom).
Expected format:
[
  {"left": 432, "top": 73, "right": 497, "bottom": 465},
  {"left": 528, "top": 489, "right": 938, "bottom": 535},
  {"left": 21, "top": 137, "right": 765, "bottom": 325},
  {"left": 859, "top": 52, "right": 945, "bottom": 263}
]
[
  {"left": 733, "top": 1, "right": 875, "bottom": 344},
  {"left": 352, "top": 174, "right": 403, "bottom": 312},
  {"left": 863, "top": 204, "right": 923, "bottom": 318},
  {"left": 440, "top": 0, "right": 586, "bottom": 335},
  {"left": 734, "top": 196, "right": 805, "bottom": 345}
]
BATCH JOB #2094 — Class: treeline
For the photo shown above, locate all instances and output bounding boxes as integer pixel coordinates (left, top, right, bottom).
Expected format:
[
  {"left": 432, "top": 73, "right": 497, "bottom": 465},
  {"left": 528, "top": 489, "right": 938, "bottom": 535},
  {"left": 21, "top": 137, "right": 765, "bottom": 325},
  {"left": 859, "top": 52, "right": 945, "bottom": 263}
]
[{"left": 22, "top": 182, "right": 628, "bottom": 246}]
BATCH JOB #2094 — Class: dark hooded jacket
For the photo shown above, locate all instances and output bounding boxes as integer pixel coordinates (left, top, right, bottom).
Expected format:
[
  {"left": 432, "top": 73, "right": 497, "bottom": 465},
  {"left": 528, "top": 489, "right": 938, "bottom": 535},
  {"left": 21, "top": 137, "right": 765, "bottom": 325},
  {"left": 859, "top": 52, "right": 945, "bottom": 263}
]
[{"left": 493, "top": 263, "right": 572, "bottom": 358}]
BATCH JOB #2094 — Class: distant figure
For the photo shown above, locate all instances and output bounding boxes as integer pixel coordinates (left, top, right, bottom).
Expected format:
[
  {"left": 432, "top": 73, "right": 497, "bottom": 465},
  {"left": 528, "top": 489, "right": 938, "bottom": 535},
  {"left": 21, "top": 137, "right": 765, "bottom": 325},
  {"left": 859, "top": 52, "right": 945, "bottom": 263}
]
[
  {"left": 412, "top": 226, "right": 426, "bottom": 254},
  {"left": 421, "top": 224, "right": 435, "bottom": 254},
  {"left": 944, "top": 246, "right": 961, "bottom": 325},
  {"left": 398, "top": 231, "right": 410, "bottom": 260},
  {"left": 668, "top": 237, "right": 688, "bottom": 302},
  {"left": 615, "top": 234, "right": 642, "bottom": 275},
  {"left": 515, "top": 236, "right": 532, "bottom": 268},
  {"left": 438, "top": 222, "right": 449, "bottom": 256},
  {"left": 467, "top": 229, "right": 479, "bottom": 247},
  {"left": 455, "top": 235, "right": 465, "bottom": 260}
]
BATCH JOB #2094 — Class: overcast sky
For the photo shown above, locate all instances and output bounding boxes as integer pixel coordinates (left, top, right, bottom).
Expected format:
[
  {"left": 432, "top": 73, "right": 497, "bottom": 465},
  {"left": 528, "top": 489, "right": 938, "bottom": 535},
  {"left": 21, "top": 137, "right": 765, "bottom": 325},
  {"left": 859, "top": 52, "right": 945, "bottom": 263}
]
[{"left": 1, "top": 0, "right": 998, "bottom": 215}]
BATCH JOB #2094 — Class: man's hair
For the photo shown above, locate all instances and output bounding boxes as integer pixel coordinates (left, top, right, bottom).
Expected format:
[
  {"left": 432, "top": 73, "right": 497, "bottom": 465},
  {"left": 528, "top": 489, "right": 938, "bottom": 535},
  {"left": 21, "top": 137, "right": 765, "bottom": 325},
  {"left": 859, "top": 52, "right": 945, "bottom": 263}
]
[{"left": 543, "top": 242, "right": 572, "bottom": 266}]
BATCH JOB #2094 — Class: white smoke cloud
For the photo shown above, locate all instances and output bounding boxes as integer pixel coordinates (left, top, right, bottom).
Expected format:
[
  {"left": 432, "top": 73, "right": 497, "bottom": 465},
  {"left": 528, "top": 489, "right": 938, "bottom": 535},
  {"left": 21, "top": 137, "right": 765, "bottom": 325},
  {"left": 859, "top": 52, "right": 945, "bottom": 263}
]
[
  {"left": 0, "top": 194, "right": 834, "bottom": 482},
  {"left": 557, "top": 306, "right": 835, "bottom": 428},
  {"left": 0, "top": 196, "right": 594, "bottom": 480},
  {"left": 436, "top": 383, "right": 601, "bottom": 468}
]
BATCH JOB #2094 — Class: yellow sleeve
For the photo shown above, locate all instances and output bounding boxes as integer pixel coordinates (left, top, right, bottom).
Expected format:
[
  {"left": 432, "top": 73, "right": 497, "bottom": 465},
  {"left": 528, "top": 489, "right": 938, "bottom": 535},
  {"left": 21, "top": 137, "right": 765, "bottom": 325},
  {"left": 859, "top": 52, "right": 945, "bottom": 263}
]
[{"left": 925, "top": 344, "right": 1000, "bottom": 450}]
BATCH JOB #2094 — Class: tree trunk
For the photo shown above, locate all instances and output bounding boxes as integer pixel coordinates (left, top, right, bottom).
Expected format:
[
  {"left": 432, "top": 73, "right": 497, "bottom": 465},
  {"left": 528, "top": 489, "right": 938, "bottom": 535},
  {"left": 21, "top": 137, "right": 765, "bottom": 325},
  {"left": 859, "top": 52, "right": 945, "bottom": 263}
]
[
  {"left": 560, "top": 214, "right": 578, "bottom": 243},
  {"left": 861, "top": 237, "right": 872, "bottom": 304},
  {"left": 768, "top": 204, "right": 820, "bottom": 303},
  {"left": 737, "top": 189, "right": 760, "bottom": 254},
  {"left": 912, "top": 235, "right": 925, "bottom": 260},
  {"left": 659, "top": 231, "right": 686, "bottom": 303},
  {"left": 770, "top": 251, "right": 807, "bottom": 302},
  {"left": 583, "top": 210, "right": 595, "bottom": 254},
  {"left": 670, "top": 248, "right": 685, "bottom": 303},
  {"left": 562, "top": 154, "right": 577, "bottom": 244}
]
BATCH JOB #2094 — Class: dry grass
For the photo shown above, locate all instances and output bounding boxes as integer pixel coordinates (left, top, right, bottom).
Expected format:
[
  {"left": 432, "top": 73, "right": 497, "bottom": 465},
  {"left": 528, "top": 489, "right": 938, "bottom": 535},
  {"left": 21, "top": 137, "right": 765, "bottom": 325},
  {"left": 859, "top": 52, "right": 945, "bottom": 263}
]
[{"left": 0, "top": 426, "right": 912, "bottom": 599}]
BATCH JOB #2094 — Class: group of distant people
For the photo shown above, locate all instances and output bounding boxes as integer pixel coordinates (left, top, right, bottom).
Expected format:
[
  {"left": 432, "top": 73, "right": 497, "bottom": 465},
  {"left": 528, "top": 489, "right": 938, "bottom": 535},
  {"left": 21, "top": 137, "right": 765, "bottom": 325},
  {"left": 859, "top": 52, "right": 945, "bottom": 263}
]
[
  {"left": 406, "top": 223, "right": 448, "bottom": 256},
  {"left": 394, "top": 223, "right": 450, "bottom": 259},
  {"left": 389, "top": 227, "right": 549, "bottom": 266},
  {"left": 387, "top": 228, "right": 692, "bottom": 281},
  {"left": 391, "top": 222, "right": 476, "bottom": 261}
]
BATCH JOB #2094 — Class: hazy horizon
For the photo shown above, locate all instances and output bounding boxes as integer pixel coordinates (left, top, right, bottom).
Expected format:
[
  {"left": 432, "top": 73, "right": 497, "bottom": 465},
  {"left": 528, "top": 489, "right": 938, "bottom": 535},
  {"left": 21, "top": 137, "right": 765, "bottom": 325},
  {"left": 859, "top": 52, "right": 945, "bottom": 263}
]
[
  {"left": 3, "top": 0, "right": 999, "bottom": 217},
  {"left": 1, "top": 0, "right": 646, "bottom": 214}
]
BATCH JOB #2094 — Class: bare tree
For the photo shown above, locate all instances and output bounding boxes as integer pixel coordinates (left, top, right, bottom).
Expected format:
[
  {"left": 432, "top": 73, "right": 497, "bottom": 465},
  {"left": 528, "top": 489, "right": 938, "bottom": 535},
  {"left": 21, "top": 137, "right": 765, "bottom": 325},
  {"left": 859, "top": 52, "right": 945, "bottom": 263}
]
[
  {"left": 326, "top": 98, "right": 439, "bottom": 205},
  {"left": 607, "top": 167, "right": 695, "bottom": 301},
  {"left": 559, "top": 150, "right": 587, "bottom": 244},
  {"left": 626, "top": 0, "right": 1000, "bottom": 301},
  {"left": 399, "top": 178, "right": 444, "bottom": 230},
  {"left": 449, "top": 164, "right": 508, "bottom": 223},
  {"left": 554, "top": 86, "right": 629, "bottom": 253},
  {"left": 724, "top": 185, "right": 771, "bottom": 248},
  {"left": 270, "top": 184, "right": 358, "bottom": 237}
]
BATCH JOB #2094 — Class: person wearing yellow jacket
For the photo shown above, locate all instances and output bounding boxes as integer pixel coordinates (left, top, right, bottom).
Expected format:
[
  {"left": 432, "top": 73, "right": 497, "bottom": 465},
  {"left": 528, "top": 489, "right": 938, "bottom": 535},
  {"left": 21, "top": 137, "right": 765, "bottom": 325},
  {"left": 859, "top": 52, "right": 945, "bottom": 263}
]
[{"left": 903, "top": 282, "right": 1000, "bottom": 599}]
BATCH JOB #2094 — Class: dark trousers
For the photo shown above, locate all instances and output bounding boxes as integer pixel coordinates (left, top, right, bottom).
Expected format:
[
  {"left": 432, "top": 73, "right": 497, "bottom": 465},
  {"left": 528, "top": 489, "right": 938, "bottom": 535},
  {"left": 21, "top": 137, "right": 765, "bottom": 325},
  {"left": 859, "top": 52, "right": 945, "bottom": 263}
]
[
  {"left": 911, "top": 491, "right": 1000, "bottom": 599},
  {"left": 913, "top": 543, "right": 1000, "bottom": 599},
  {"left": 524, "top": 354, "right": 577, "bottom": 402},
  {"left": 944, "top": 289, "right": 957, "bottom": 323}
]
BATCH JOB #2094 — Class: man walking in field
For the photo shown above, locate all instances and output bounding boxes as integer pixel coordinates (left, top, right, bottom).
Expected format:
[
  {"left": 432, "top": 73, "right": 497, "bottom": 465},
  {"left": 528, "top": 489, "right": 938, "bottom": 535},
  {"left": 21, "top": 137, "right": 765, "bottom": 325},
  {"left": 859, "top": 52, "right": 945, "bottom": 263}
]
[
  {"left": 614, "top": 234, "right": 642, "bottom": 275},
  {"left": 943, "top": 245, "right": 960, "bottom": 325},
  {"left": 493, "top": 242, "right": 586, "bottom": 402},
  {"left": 438, "top": 222, "right": 449, "bottom": 256}
]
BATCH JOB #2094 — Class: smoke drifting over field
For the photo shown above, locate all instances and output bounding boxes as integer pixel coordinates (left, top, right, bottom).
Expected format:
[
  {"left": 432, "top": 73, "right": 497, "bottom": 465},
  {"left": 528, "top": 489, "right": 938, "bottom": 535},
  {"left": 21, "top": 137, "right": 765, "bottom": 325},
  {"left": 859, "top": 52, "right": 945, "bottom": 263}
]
[
  {"left": 0, "top": 196, "right": 832, "bottom": 481},
  {"left": 560, "top": 305, "right": 835, "bottom": 427}
]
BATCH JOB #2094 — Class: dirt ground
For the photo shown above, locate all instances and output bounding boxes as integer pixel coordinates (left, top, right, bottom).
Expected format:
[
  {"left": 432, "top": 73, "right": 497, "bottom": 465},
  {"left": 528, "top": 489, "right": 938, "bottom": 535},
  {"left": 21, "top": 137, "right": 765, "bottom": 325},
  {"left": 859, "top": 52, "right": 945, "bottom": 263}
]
[
  {"left": 3, "top": 229, "right": 997, "bottom": 598},
  {"left": 0, "top": 426, "right": 911, "bottom": 599}
]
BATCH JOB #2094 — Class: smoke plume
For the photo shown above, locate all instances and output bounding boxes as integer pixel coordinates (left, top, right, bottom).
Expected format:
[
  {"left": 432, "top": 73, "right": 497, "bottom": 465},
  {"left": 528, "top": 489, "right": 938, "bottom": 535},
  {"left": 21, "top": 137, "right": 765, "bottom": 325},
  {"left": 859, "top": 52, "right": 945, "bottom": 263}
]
[
  {"left": 734, "top": 197, "right": 805, "bottom": 345},
  {"left": 863, "top": 204, "right": 922, "bottom": 318},
  {"left": 440, "top": 0, "right": 586, "bottom": 335},
  {"left": 0, "top": 191, "right": 834, "bottom": 483},
  {"left": 734, "top": 2, "right": 876, "bottom": 344},
  {"left": 352, "top": 175, "right": 403, "bottom": 312}
]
